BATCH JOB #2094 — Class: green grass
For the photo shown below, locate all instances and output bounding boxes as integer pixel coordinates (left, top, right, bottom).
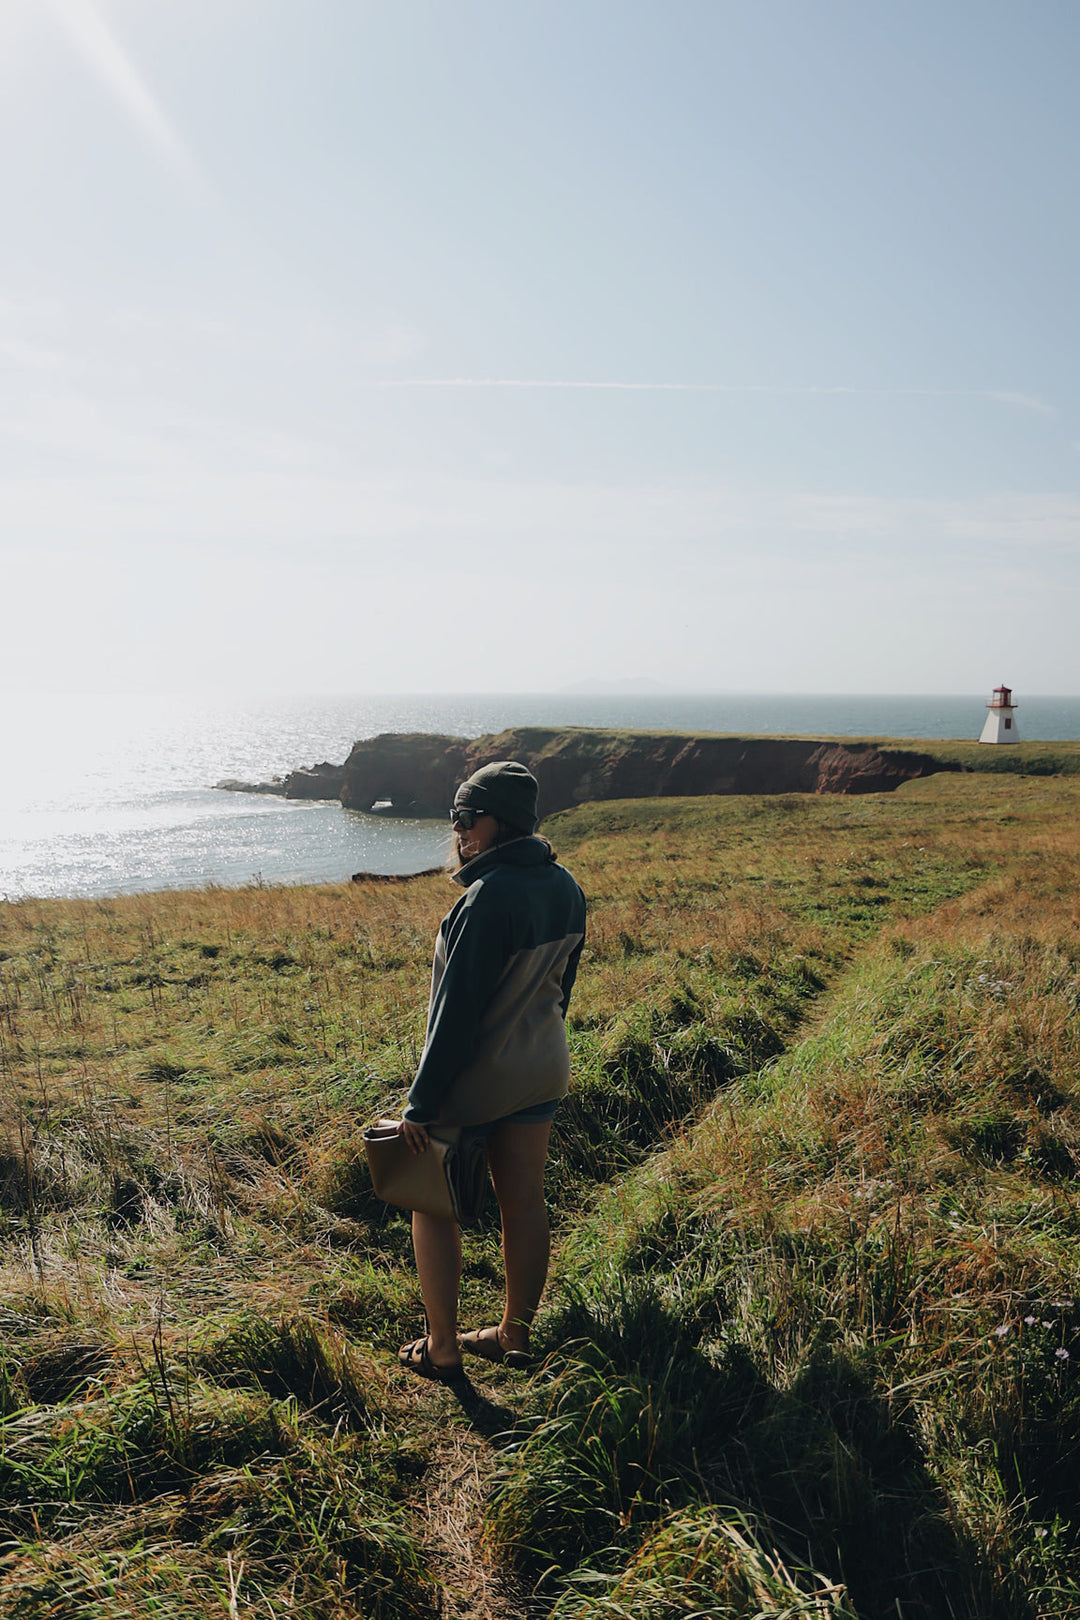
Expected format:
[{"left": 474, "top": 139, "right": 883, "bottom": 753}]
[
  {"left": 889, "top": 736, "right": 1080, "bottom": 776},
  {"left": 547, "top": 1504, "right": 857, "bottom": 1618},
  {"left": 2, "top": 771, "right": 1080, "bottom": 1614},
  {"left": 490, "top": 840, "right": 1080, "bottom": 1618}
]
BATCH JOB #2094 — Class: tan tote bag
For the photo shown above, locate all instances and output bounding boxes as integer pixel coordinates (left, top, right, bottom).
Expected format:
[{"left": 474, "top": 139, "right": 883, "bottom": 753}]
[{"left": 363, "top": 1119, "right": 488, "bottom": 1224}]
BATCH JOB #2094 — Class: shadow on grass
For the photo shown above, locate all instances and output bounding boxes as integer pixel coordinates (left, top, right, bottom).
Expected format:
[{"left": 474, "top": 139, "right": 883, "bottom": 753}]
[
  {"left": 491, "top": 1283, "right": 1021, "bottom": 1620},
  {"left": 452, "top": 1379, "right": 519, "bottom": 1440}
]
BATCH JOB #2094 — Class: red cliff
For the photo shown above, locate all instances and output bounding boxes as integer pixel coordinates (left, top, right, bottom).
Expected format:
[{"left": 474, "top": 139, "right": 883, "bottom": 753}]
[{"left": 329, "top": 728, "right": 953, "bottom": 817}]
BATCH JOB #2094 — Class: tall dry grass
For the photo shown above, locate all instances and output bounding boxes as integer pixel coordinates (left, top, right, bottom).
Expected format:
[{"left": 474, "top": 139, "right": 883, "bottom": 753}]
[
  {"left": 490, "top": 801, "right": 1080, "bottom": 1619},
  {"left": 0, "top": 771, "right": 1078, "bottom": 1615}
]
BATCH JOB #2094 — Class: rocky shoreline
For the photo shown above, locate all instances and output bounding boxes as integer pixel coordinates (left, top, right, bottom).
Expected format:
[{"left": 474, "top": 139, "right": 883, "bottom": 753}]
[{"left": 215, "top": 726, "right": 957, "bottom": 818}]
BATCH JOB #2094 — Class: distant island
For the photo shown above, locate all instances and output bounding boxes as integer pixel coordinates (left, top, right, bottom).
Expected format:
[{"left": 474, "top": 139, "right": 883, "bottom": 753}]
[{"left": 558, "top": 676, "right": 672, "bottom": 693}]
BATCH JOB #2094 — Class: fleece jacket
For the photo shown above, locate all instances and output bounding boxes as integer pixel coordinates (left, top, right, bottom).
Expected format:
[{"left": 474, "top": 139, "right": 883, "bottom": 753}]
[{"left": 404, "top": 837, "right": 586, "bottom": 1127}]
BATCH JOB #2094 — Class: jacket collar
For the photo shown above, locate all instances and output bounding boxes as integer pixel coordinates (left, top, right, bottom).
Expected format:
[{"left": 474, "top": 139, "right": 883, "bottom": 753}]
[{"left": 452, "top": 835, "right": 550, "bottom": 887}]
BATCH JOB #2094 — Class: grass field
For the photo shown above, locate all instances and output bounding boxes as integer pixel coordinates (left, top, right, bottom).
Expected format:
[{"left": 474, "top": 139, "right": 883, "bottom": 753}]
[{"left": 1, "top": 770, "right": 1078, "bottom": 1617}]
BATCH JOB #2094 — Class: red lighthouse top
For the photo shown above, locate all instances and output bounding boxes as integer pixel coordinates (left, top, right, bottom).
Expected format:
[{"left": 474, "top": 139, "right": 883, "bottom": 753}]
[{"left": 988, "top": 684, "right": 1015, "bottom": 709}]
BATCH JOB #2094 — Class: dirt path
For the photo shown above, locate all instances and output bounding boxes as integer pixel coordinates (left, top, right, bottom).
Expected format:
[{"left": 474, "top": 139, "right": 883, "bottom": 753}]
[{"left": 409, "top": 1376, "right": 546, "bottom": 1620}]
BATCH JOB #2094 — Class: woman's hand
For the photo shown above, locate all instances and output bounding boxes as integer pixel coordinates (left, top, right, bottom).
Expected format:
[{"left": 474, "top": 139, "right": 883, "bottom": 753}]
[{"left": 400, "top": 1120, "right": 430, "bottom": 1155}]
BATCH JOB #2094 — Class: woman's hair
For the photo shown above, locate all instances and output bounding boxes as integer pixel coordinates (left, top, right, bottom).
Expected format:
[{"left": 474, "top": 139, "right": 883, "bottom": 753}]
[
  {"left": 446, "top": 821, "right": 557, "bottom": 874},
  {"left": 493, "top": 819, "right": 526, "bottom": 848}
]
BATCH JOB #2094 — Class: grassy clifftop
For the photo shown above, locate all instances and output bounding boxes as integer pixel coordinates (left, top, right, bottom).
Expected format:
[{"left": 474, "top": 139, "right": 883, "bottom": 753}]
[
  {"left": 326, "top": 726, "right": 1080, "bottom": 819},
  {"left": 893, "top": 736, "right": 1080, "bottom": 775},
  {"left": 534, "top": 729, "right": 1080, "bottom": 776},
  {"left": 1, "top": 772, "right": 1079, "bottom": 1616},
  {"left": 514, "top": 727, "right": 1080, "bottom": 778}
]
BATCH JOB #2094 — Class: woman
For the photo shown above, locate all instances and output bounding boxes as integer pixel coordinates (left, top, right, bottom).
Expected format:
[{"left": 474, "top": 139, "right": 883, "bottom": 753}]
[{"left": 397, "top": 760, "right": 586, "bottom": 1383}]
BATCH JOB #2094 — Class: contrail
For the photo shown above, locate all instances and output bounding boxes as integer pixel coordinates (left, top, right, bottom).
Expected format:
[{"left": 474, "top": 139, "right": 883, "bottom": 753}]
[
  {"left": 371, "top": 379, "right": 1053, "bottom": 411},
  {"left": 375, "top": 379, "right": 859, "bottom": 393},
  {"left": 42, "top": 0, "right": 200, "bottom": 192}
]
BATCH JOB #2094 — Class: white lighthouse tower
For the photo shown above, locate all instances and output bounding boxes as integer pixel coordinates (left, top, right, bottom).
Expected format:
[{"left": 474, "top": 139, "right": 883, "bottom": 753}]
[{"left": 979, "top": 683, "right": 1021, "bottom": 744}]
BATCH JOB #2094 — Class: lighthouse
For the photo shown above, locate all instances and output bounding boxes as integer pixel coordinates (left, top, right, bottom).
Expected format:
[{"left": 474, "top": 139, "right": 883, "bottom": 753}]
[{"left": 979, "top": 684, "right": 1021, "bottom": 745}]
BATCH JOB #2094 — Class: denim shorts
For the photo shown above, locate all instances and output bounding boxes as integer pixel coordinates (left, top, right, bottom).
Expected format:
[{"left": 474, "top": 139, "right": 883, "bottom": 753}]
[{"left": 466, "top": 1097, "right": 561, "bottom": 1140}]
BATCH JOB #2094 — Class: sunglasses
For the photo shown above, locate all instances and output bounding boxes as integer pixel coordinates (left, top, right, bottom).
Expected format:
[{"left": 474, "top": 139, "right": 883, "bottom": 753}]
[{"left": 449, "top": 806, "right": 489, "bottom": 829}]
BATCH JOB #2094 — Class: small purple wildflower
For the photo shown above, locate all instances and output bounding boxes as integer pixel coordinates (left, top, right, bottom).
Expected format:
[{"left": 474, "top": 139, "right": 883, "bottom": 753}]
[
  {"left": 1024, "top": 1315, "right": 1037, "bottom": 1326},
  {"left": 1043, "top": 1322, "right": 1054, "bottom": 1330},
  {"left": 993, "top": 1324, "right": 1010, "bottom": 1338},
  {"left": 1056, "top": 1348, "right": 1069, "bottom": 1361}
]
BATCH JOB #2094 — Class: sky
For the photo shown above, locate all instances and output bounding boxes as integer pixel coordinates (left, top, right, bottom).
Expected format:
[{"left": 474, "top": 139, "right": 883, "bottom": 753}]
[{"left": 1, "top": 0, "right": 1078, "bottom": 696}]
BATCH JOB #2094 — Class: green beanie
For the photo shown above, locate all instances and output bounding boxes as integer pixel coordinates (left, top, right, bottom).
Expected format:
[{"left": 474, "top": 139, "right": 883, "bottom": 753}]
[{"left": 454, "top": 760, "right": 538, "bottom": 834}]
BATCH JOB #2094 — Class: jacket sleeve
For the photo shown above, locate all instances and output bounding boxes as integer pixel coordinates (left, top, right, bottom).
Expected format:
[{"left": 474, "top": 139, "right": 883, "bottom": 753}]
[
  {"left": 404, "top": 883, "right": 512, "bottom": 1123},
  {"left": 558, "top": 880, "right": 587, "bottom": 1017},
  {"left": 558, "top": 935, "right": 585, "bottom": 1018}
]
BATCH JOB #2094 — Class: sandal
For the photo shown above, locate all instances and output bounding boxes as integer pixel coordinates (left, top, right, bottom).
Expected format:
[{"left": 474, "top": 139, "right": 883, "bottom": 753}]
[
  {"left": 459, "top": 1326, "right": 533, "bottom": 1369},
  {"left": 398, "top": 1336, "right": 467, "bottom": 1384}
]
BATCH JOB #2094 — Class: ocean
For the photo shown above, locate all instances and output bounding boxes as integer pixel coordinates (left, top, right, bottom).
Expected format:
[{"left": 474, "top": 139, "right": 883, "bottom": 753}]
[{"left": 2, "top": 691, "right": 1078, "bottom": 901}]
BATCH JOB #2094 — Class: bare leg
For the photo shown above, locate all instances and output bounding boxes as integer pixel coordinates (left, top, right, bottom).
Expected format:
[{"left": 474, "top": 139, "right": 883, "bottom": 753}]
[
  {"left": 485, "top": 1120, "right": 553, "bottom": 1354},
  {"left": 410, "top": 1210, "right": 463, "bottom": 1369}
]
